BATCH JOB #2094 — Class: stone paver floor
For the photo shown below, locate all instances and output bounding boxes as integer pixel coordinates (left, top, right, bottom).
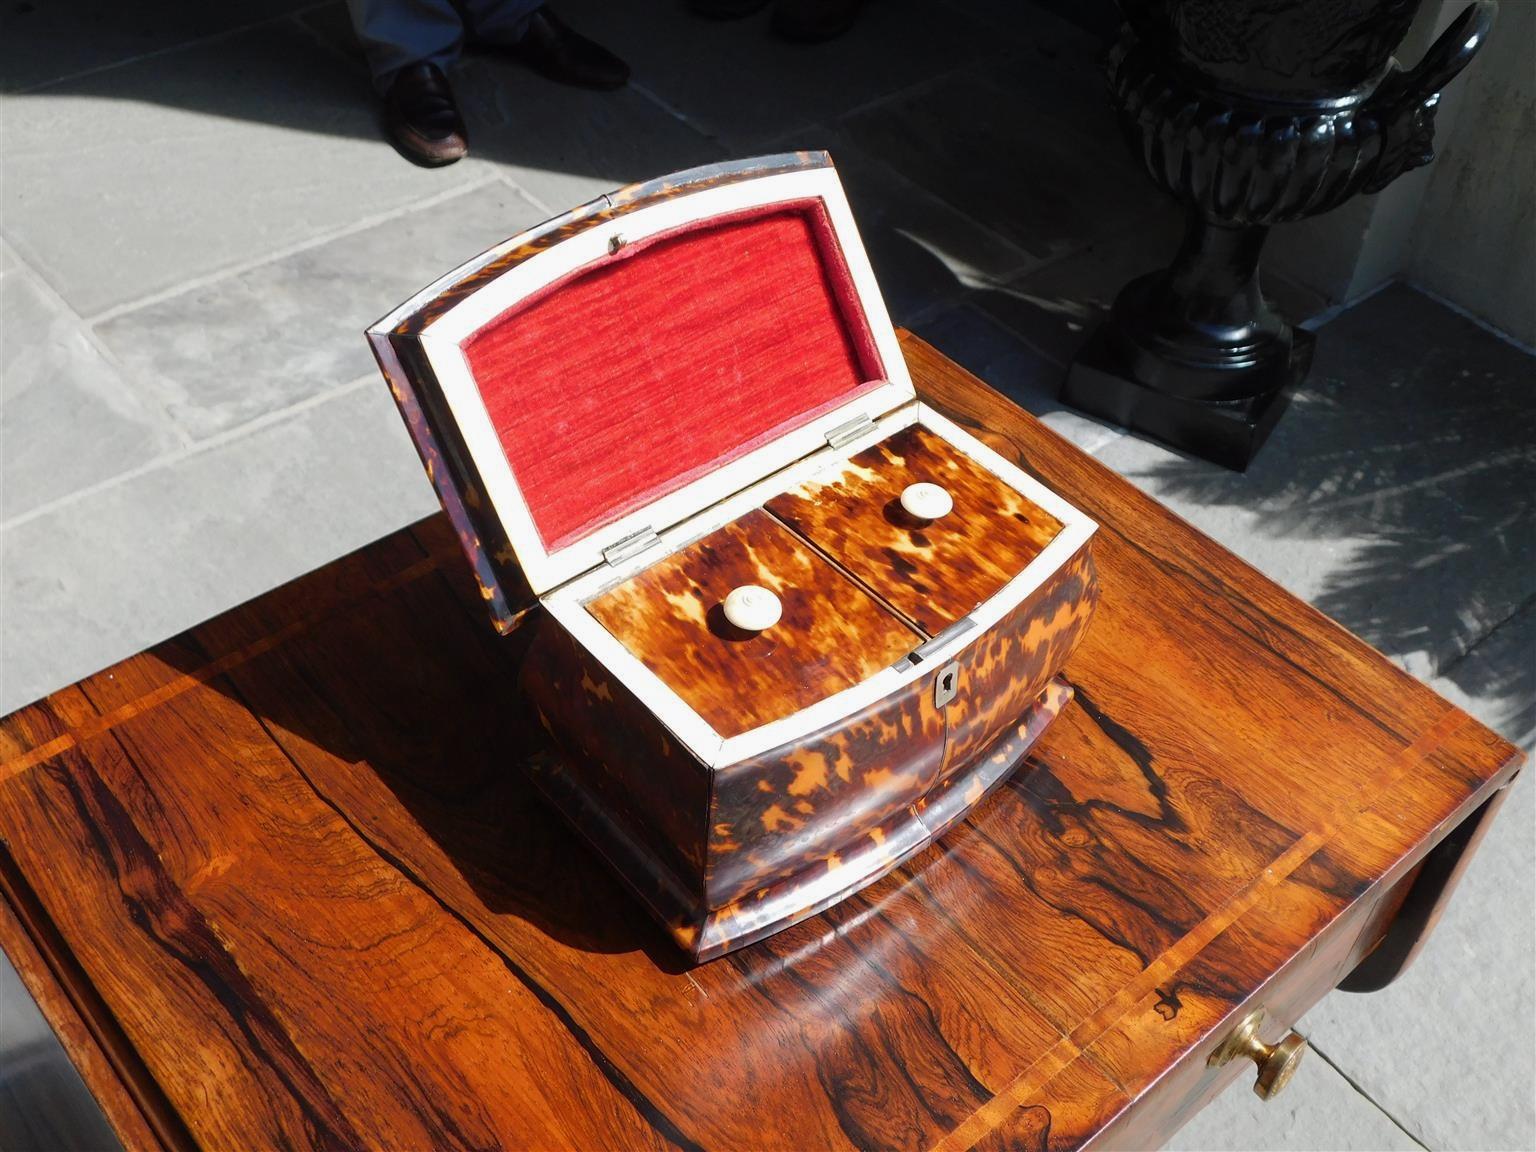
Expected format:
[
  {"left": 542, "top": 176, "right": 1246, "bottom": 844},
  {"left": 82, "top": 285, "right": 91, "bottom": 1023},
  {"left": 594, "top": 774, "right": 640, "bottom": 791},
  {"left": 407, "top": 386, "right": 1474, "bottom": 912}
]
[{"left": 2, "top": 0, "right": 1532, "bottom": 1148}]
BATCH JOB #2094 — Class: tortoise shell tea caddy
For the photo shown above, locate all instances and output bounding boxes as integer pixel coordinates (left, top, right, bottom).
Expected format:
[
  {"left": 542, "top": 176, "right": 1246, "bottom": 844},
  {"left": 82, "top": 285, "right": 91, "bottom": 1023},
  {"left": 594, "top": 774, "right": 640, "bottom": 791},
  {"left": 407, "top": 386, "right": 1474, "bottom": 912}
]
[{"left": 367, "top": 152, "right": 1100, "bottom": 960}]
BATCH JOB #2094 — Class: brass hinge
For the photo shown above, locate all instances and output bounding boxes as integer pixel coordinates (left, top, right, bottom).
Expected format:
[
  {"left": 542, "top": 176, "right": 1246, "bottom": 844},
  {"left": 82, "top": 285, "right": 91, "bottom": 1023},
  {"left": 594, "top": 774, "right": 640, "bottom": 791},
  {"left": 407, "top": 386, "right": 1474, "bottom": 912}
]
[
  {"left": 824, "top": 412, "right": 876, "bottom": 450},
  {"left": 602, "top": 526, "right": 662, "bottom": 566}
]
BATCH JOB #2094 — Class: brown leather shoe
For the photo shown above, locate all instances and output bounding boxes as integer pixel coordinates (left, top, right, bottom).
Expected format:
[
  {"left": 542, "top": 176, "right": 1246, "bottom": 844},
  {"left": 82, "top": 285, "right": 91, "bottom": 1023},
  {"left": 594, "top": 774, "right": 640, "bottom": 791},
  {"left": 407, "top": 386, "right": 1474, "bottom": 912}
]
[
  {"left": 507, "top": 7, "right": 629, "bottom": 89},
  {"left": 384, "top": 63, "right": 468, "bottom": 167}
]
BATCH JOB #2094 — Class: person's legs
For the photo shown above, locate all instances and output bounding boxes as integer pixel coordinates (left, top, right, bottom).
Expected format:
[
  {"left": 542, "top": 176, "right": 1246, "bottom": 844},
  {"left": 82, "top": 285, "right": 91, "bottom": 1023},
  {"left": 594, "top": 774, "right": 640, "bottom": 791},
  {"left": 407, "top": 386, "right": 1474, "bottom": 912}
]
[
  {"left": 457, "top": 0, "right": 542, "bottom": 48},
  {"left": 346, "top": 0, "right": 465, "bottom": 93},
  {"left": 464, "top": 3, "right": 629, "bottom": 90},
  {"left": 347, "top": 0, "right": 628, "bottom": 166},
  {"left": 347, "top": 0, "right": 470, "bottom": 165}
]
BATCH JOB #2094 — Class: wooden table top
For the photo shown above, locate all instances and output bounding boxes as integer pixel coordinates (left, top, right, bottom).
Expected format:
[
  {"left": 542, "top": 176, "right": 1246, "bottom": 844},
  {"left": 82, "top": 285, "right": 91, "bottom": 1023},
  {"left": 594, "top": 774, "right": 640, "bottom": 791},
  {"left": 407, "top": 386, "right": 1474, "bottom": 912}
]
[{"left": 0, "top": 333, "right": 1521, "bottom": 1152}]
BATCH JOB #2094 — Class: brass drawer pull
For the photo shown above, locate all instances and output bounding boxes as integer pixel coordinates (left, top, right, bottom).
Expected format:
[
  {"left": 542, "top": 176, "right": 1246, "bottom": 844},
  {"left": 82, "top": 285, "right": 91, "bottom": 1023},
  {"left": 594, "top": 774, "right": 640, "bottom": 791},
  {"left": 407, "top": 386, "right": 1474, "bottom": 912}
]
[{"left": 1208, "top": 1007, "right": 1306, "bottom": 1100}]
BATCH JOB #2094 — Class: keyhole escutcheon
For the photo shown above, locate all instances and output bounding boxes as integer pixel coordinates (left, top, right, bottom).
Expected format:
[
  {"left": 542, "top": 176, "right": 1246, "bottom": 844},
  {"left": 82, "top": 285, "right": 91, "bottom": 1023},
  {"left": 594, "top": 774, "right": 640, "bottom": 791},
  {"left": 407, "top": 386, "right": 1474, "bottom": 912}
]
[{"left": 935, "top": 662, "right": 961, "bottom": 708}]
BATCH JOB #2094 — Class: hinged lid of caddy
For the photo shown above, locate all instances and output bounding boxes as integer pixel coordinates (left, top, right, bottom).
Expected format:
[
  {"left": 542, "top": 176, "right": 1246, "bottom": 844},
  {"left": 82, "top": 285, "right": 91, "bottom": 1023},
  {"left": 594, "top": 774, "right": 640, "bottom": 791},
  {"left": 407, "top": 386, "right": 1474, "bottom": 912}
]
[{"left": 368, "top": 152, "right": 914, "bottom": 630}]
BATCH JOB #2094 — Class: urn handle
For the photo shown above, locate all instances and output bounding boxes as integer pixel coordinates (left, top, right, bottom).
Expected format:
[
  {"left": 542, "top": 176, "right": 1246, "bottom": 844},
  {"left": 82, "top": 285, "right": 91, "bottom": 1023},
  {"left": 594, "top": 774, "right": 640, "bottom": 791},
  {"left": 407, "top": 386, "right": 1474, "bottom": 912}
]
[
  {"left": 1385, "top": 0, "right": 1497, "bottom": 106},
  {"left": 1362, "top": 0, "right": 1497, "bottom": 188}
]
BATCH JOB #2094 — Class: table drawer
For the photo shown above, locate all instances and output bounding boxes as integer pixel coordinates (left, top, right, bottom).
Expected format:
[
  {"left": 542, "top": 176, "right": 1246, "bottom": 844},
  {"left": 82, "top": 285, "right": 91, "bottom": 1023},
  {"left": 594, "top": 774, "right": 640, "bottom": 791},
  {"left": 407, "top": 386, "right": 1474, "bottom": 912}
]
[{"left": 1083, "top": 782, "right": 1515, "bottom": 1150}]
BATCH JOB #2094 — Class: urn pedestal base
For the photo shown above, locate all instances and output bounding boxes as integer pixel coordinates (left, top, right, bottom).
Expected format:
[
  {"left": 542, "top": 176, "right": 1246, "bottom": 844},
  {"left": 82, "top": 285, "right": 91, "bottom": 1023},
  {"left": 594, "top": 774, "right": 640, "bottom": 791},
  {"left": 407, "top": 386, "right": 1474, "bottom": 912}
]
[{"left": 1064, "top": 324, "right": 1314, "bottom": 472}]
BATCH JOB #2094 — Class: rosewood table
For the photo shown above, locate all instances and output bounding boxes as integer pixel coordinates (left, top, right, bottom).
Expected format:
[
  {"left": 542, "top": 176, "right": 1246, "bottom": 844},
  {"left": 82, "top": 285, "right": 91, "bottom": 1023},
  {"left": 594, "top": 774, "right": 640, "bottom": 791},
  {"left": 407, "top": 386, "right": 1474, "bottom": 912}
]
[{"left": 0, "top": 333, "right": 1521, "bottom": 1151}]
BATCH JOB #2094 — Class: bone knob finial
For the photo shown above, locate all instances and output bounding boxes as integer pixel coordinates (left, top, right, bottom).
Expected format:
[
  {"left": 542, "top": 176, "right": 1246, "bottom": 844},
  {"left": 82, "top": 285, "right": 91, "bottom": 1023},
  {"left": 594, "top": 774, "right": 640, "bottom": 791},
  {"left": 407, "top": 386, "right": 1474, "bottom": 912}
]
[
  {"left": 900, "top": 482, "right": 953, "bottom": 521},
  {"left": 723, "top": 585, "right": 782, "bottom": 632}
]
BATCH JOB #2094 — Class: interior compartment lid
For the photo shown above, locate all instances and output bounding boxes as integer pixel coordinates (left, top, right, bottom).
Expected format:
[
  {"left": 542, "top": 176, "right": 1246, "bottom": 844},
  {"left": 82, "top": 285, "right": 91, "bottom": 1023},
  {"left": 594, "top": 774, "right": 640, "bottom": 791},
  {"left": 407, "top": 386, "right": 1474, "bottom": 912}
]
[{"left": 368, "top": 152, "right": 914, "bottom": 602}]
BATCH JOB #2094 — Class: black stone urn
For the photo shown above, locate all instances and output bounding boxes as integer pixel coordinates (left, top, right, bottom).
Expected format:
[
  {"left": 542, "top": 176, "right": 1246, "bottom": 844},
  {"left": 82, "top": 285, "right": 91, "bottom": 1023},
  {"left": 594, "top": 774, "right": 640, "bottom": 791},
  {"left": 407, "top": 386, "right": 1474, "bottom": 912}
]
[{"left": 1063, "top": 0, "right": 1497, "bottom": 469}]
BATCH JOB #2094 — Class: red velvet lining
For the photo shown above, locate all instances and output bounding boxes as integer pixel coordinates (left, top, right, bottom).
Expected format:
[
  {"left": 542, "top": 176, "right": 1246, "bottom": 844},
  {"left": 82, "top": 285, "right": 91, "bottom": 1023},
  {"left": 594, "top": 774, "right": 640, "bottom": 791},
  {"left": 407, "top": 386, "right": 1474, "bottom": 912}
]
[{"left": 463, "top": 201, "right": 884, "bottom": 552}]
